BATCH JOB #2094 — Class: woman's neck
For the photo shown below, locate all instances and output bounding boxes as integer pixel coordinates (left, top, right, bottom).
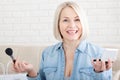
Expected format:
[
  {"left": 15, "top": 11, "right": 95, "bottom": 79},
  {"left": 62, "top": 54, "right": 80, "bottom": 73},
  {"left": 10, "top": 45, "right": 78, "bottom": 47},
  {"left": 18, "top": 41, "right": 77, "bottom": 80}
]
[{"left": 63, "top": 40, "right": 80, "bottom": 52}]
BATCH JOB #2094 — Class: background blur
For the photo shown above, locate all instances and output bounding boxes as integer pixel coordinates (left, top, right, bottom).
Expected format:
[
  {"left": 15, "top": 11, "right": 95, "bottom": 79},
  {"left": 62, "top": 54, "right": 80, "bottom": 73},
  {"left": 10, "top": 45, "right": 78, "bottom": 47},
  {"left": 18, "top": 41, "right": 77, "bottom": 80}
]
[{"left": 0, "top": 0, "right": 120, "bottom": 46}]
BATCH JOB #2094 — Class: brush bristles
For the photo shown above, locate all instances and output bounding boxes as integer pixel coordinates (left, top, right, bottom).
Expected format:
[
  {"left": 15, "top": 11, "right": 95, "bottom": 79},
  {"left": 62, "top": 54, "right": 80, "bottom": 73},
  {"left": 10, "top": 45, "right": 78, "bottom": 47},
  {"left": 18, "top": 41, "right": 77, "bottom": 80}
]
[{"left": 5, "top": 48, "right": 13, "bottom": 56}]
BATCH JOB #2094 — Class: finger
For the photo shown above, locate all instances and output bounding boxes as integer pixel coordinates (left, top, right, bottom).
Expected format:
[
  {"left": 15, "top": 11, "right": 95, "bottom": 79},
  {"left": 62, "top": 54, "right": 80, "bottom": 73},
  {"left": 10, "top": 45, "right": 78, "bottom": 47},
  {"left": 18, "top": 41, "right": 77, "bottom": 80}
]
[
  {"left": 14, "top": 56, "right": 19, "bottom": 66},
  {"left": 93, "top": 59, "right": 101, "bottom": 66},
  {"left": 19, "top": 60, "right": 29, "bottom": 72},
  {"left": 14, "top": 57, "right": 22, "bottom": 72},
  {"left": 96, "top": 59, "right": 101, "bottom": 64},
  {"left": 92, "top": 59, "right": 97, "bottom": 68},
  {"left": 19, "top": 62, "right": 25, "bottom": 72},
  {"left": 92, "top": 59, "right": 101, "bottom": 72},
  {"left": 14, "top": 58, "right": 20, "bottom": 70},
  {"left": 96, "top": 59, "right": 99, "bottom": 62},
  {"left": 22, "top": 61, "right": 28, "bottom": 65},
  {"left": 101, "top": 61, "right": 106, "bottom": 71},
  {"left": 22, "top": 61, "right": 31, "bottom": 72},
  {"left": 96, "top": 59, "right": 101, "bottom": 65},
  {"left": 22, "top": 61, "right": 32, "bottom": 71},
  {"left": 14, "top": 62, "right": 21, "bottom": 72},
  {"left": 106, "top": 59, "right": 112, "bottom": 70}
]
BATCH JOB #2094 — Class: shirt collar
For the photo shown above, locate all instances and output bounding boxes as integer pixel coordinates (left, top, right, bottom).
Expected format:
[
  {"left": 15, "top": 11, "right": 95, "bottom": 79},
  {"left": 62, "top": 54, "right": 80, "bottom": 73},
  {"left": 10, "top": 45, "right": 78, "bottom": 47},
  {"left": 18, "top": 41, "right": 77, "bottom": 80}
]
[
  {"left": 55, "top": 40, "right": 87, "bottom": 53},
  {"left": 77, "top": 40, "right": 87, "bottom": 53},
  {"left": 55, "top": 42, "right": 63, "bottom": 50}
]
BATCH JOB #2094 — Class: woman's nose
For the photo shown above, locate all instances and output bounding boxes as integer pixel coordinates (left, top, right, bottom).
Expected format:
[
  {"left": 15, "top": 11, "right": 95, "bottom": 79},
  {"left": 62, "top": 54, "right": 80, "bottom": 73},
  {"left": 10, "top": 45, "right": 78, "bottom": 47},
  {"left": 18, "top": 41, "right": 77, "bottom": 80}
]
[{"left": 69, "top": 21, "right": 76, "bottom": 28}]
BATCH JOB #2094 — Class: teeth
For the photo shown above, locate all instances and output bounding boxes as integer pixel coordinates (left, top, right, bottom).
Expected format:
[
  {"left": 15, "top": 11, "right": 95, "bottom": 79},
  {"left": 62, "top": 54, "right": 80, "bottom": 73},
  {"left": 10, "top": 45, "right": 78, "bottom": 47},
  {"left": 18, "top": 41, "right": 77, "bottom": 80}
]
[
  {"left": 67, "top": 30, "right": 77, "bottom": 34},
  {"left": 68, "top": 31, "right": 76, "bottom": 33}
]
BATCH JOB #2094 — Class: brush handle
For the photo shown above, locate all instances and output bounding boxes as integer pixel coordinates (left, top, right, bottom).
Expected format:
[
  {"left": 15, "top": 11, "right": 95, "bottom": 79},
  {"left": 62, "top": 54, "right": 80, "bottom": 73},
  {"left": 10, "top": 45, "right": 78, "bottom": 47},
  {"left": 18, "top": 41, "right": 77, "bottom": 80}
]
[
  {"left": 10, "top": 55, "right": 16, "bottom": 64},
  {"left": 13, "top": 59, "right": 16, "bottom": 64}
]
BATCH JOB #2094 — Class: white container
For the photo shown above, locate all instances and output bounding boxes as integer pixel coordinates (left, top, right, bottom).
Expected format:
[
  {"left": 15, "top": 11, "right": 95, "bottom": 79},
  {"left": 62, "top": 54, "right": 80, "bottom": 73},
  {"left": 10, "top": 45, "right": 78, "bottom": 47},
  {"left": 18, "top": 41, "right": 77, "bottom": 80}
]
[{"left": 101, "top": 48, "right": 119, "bottom": 61}]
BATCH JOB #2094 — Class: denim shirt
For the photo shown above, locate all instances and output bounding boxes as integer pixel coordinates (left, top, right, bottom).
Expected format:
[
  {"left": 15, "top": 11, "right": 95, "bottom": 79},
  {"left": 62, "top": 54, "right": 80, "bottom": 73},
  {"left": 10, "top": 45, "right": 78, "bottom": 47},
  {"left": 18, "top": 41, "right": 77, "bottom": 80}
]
[{"left": 27, "top": 40, "right": 112, "bottom": 80}]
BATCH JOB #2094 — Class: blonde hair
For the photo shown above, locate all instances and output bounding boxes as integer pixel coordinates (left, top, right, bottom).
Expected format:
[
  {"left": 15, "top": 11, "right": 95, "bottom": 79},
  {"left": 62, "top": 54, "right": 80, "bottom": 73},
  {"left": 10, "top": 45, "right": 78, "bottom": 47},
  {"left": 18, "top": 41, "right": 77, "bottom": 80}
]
[{"left": 53, "top": 1, "right": 89, "bottom": 41}]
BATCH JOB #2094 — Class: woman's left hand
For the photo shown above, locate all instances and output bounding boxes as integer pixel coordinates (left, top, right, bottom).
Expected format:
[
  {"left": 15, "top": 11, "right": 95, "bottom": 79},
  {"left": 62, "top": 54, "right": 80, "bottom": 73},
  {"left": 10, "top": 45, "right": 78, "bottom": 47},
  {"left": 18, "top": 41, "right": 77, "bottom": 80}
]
[{"left": 92, "top": 59, "right": 112, "bottom": 73}]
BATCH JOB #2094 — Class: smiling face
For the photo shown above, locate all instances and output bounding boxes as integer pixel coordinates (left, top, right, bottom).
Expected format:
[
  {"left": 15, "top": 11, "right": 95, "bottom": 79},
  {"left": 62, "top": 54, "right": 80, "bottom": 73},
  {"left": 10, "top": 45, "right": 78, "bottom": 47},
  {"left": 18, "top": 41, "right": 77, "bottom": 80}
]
[{"left": 59, "top": 7, "right": 82, "bottom": 41}]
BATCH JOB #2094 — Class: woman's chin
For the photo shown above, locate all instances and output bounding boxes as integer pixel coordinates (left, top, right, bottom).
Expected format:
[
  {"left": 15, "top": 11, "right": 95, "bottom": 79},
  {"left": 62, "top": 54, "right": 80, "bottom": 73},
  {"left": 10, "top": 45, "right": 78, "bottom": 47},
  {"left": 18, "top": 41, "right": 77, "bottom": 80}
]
[{"left": 67, "top": 38, "right": 79, "bottom": 41}]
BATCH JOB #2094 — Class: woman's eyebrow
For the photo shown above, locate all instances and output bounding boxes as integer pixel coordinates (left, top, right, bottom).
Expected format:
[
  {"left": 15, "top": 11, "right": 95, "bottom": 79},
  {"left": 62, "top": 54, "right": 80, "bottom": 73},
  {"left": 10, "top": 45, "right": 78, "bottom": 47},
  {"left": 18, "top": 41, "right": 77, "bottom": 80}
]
[
  {"left": 61, "top": 16, "right": 79, "bottom": 19},
  {"left": 63, "top": 17, "right": 69, "bottom": 18},
  {"left": 75, "top": 16, "right": 79, "bottom": 18}
]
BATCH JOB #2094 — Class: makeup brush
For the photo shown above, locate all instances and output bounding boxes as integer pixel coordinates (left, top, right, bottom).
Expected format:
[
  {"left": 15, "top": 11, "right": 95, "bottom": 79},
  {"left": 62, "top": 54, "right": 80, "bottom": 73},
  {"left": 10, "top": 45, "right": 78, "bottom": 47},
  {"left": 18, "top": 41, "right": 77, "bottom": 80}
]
[{"left": 5, "top": 48, "right": 16, "bottom": 63}]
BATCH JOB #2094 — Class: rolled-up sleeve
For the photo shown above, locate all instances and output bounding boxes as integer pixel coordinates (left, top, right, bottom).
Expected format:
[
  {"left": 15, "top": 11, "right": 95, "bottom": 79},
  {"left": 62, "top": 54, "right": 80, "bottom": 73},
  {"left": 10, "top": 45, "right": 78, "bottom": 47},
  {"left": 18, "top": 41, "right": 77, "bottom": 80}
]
[
  {"left": 27, "top": 73, "right": 40, "bottom": 80},
  {"left": 92, "top": 68, "right": 112, "bottom": 80}
]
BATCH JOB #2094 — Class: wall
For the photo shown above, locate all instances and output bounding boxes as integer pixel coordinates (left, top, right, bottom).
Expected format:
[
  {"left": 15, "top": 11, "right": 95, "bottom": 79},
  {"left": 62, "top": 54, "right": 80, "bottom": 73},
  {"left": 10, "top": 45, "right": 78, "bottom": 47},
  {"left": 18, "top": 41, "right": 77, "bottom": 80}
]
[{"left": 0, "top": 0, "right": 120, "bottom": 46}]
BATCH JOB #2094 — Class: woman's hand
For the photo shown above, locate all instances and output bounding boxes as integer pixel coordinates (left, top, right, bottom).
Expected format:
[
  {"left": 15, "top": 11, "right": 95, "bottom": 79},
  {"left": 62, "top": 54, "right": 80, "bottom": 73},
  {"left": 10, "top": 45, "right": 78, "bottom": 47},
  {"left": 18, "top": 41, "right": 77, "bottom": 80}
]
[
  {"left": 13, "top": 57, "right": 37, "bottom": 77},
  {"left": 92, "top": 59, "right": 112, "bottom": 73}
]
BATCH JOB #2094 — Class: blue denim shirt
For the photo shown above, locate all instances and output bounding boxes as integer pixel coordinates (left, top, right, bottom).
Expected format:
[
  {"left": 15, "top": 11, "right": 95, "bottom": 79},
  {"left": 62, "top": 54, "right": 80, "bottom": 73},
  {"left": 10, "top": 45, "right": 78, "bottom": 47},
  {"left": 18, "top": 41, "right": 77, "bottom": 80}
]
[{"left": 27, "top": 40, "right": 112, "bottom": 80}]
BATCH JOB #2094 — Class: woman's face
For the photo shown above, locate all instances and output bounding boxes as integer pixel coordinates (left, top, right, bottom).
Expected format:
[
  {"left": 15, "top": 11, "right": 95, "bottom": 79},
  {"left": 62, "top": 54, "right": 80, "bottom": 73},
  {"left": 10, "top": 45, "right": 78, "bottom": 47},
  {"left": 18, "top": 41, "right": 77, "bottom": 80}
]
[{"left": 59, "top": 7, "right": 82, "bottom": 41}]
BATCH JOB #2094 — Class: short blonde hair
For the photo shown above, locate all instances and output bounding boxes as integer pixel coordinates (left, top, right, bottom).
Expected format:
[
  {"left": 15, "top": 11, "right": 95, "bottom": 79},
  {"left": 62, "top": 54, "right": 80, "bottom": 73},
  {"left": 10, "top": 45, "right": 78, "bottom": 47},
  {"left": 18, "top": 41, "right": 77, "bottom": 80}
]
[{"left": 53, "top": 1, "right": 89, "bottom": 41}]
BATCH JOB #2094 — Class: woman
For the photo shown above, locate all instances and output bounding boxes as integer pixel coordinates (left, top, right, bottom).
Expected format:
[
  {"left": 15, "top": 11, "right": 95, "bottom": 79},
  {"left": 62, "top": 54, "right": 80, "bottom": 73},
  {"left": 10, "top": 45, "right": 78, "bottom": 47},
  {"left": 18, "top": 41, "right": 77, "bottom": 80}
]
[{"left": 13, "top": 1, "right": 112, "bottom": 80}]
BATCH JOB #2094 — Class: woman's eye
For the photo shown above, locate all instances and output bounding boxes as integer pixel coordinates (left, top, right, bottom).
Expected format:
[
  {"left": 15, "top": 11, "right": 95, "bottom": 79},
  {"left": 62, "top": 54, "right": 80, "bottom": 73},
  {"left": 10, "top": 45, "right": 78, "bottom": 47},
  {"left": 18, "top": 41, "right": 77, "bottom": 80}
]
[
  {"left": 75, "top": 19, "right": 80, "bottom": 21},
  {"left": 63, "top": 19, "right": 68, "bottom": 22}
]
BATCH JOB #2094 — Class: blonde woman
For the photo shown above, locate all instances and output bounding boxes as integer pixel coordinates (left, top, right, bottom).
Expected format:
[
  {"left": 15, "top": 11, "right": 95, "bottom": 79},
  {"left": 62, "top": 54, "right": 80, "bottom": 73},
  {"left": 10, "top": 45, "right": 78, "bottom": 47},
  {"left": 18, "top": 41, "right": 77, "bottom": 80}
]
[{"left": 13, "top": 1, "right": 112, "bottom": 80}]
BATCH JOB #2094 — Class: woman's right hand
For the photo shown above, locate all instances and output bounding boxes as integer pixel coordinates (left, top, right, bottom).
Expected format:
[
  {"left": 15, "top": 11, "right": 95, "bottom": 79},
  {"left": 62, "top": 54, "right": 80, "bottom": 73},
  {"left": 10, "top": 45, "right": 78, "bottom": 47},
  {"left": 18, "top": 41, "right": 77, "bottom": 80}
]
[{"left": 13, "top": 57, "right": 37, "bottom": 77}]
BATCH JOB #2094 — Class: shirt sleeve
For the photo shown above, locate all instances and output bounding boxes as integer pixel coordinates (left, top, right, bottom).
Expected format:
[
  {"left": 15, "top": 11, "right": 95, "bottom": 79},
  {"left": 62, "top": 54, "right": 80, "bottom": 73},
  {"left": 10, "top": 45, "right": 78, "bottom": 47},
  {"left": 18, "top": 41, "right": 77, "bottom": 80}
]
[
  {"left": 27, "top": 73, "right": 40, "bottom": 80},
  {"left": 91, "top": 68, "right": 112, "bottom": 80}
]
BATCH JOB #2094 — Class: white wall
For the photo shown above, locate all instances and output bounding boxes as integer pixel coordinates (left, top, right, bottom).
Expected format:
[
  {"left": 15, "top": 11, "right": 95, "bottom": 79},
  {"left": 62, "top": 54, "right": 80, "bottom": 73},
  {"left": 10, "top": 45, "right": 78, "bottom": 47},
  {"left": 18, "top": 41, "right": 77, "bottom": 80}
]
[{"left": 0, "top": 0, "right": 120, "bottom": 46}]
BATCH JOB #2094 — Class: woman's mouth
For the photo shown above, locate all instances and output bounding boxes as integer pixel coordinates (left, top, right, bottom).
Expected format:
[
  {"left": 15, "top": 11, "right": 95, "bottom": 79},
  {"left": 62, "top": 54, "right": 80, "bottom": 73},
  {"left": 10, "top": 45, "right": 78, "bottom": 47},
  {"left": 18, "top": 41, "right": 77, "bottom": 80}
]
[{"left": 66, "top": 30, "right": 78, "bottom": 35}]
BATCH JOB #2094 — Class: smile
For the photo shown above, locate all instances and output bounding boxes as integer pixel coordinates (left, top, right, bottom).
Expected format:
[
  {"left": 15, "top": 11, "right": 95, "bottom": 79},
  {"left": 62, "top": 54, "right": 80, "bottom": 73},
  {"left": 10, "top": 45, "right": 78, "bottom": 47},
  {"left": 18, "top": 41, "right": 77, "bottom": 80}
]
[{"left": 66, "top": 30, "right": 78, "bottom": 35}]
